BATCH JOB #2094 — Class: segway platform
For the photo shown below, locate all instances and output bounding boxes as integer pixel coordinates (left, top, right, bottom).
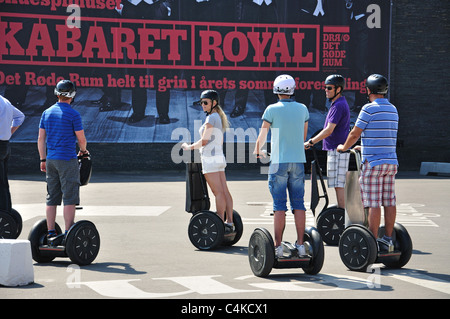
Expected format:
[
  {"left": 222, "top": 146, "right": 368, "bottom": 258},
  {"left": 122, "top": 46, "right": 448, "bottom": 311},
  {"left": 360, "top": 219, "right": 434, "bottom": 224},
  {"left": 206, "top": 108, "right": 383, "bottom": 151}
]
[{"left": 185, "top": 162, "right": 243, "bottom": 250}]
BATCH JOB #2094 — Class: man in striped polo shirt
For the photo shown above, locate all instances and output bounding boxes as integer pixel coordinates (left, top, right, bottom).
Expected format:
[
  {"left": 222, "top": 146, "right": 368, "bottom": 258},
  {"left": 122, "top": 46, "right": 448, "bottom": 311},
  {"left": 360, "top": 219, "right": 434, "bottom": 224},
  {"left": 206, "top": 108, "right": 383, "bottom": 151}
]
[
  {"left": 337, "top": 74, "right": 398, "bottom": 252},
  {"left": 38, "top": 80, "right": 89, "bottom": 243}
]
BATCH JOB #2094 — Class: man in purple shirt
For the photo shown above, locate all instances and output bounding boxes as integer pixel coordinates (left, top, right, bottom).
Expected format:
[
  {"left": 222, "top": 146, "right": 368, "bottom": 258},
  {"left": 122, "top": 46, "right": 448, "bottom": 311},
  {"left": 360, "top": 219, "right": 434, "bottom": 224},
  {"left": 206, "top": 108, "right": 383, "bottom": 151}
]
[{"left": 305, "top": 74, "right": 350, "bottom": 208}]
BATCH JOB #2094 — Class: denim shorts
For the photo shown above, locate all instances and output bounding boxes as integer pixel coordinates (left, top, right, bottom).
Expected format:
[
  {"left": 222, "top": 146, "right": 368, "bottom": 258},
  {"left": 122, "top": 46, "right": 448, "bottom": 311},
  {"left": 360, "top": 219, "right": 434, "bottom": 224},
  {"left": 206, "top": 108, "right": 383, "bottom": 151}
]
[{"left": 268, "top": 162, "right": 306, "bottom": 212}]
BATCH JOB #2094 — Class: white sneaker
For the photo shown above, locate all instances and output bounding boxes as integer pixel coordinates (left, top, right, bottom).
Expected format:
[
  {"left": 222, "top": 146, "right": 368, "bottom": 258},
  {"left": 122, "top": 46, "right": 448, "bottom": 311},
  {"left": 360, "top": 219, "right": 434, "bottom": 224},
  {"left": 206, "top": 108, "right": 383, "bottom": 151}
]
[
  {"left": 295, "top": 243, "right": 306, "bottom": 256},
  {"left": 275, "top": 245, "right": 283, "bottom": 258}
]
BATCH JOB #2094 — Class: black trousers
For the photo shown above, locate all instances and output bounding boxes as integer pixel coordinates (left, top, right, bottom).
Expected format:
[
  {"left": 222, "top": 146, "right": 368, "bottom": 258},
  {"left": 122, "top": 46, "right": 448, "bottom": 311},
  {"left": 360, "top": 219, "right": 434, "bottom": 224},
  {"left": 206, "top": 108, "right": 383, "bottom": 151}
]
[{"left": 0, "top": 141, "right": 12, "bottom": 213}]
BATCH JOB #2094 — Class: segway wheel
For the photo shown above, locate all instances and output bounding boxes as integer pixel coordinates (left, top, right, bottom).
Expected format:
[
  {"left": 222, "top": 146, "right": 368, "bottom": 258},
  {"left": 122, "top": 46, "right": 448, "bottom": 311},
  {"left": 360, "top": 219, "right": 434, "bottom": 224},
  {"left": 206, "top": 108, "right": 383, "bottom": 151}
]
[
  {"left": 0, "top": 210, "right": 17, "bottom": 239},
  {"left": 188, "top": 211, "right": 224, "bottom": 250},
  {"left": 222, "top": 210, "right": 244, "bottom": 247},
  {"left": 302, "top": 227, "right": 325, "bottom": 275},
  {"left": 339, "top": 225, "right": 377, "bottom": 272},
  {"left": 248, "top": 228, "right": 275, "bottom": 277},
  {"left": 65, "top": 220, "right": 100, "bottom": 266},
  {"left": 9, "top": 208, "right": 22, "bottom": 238},
  {"left": 28, "top": 219, "right": 62, "bottom": 263},
  {"left": 316, "top": 207, "right": 344, "bottom": 246},
  {"left": 379, "top": 223, "right": 413, "bottom": 268}
]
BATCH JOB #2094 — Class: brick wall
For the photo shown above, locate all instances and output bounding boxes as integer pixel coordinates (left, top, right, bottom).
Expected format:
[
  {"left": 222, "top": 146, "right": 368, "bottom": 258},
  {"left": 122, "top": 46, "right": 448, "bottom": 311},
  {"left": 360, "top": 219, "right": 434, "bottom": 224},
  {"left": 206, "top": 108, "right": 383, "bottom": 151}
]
[{"left": 390, "top": 0, "right": 450, "bottom": 168}]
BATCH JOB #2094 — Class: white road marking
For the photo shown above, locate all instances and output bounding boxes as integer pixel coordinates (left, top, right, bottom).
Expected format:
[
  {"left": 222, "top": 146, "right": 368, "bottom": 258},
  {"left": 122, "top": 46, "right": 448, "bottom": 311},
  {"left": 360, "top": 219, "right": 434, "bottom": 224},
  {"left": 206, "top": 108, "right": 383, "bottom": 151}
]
[{"left": 13, "top": 204, "right": 170, "bottom": 221}]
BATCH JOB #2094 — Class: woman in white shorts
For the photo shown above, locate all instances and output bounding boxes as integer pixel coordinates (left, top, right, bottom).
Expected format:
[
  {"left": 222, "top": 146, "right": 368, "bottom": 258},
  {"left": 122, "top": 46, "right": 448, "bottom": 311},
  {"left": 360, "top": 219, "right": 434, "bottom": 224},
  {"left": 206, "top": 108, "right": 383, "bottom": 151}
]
[{"left": 182, "top": 90, "right": 234, "bottom": 230}]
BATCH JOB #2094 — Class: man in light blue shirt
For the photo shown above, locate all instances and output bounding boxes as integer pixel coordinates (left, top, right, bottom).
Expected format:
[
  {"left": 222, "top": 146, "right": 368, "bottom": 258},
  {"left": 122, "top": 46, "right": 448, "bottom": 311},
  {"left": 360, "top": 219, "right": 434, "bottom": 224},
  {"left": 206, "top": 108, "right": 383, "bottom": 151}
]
[
  {"left": 0, "top": 95, "right": 25, "bottom": 213},
  {"left": 338, "top": 74, "right": 398, "bottom": 252},
  {"left": 254, "top": 74, "right": 309, "bottom": 257}
]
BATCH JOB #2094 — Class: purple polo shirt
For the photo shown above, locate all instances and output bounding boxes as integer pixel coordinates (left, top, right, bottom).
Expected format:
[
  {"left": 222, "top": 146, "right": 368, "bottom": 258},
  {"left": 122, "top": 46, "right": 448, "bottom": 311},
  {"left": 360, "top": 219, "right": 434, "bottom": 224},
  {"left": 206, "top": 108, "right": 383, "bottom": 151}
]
[{"left": 322, "top": 96, "right": 350, "bottom": 151}]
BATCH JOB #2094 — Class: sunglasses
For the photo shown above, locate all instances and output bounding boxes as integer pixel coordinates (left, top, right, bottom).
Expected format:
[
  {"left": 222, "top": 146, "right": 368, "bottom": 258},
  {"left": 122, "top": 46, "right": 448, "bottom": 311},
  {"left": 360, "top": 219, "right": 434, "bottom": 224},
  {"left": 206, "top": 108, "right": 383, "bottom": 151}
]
[
  {"left": 325, "top": 86, "right": 335, "bottom": 90},
  {"left": 200, "top": 100, "right": 210, "bottom": 105}
]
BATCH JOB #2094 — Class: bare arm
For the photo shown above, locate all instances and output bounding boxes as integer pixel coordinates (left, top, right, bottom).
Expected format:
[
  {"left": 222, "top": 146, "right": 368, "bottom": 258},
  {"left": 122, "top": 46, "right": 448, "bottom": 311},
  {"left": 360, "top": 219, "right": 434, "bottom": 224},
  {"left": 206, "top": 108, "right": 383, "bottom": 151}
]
[
  {"left": 337, "top": 126, "right": 363, "bottom": 152},
  {"left": 304, "top": 122, "right": 335, "bottom": 149},
  {"left": 37, "top": 128, "right": 47, "bottom": 172},
  {"left": 181, "top": 123, "right": 213, "bottom": 150},
  {"left": 75, "top": 130, "right": 88, "bottom": 155},
  {"left": 253, "top": 120, "right": 271, "bottom": 157}
]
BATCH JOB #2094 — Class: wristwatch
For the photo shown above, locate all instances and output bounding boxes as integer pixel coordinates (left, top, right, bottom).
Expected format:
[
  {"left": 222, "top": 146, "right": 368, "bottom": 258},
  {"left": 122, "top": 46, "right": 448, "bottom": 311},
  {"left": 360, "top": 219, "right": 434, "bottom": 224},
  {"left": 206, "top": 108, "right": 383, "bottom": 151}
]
[
  {"left": 40, "top": 159, "right": 46, "bottom": 162},
  {"left": 308, "top": 139, "right": 314, "bottom": 145}
]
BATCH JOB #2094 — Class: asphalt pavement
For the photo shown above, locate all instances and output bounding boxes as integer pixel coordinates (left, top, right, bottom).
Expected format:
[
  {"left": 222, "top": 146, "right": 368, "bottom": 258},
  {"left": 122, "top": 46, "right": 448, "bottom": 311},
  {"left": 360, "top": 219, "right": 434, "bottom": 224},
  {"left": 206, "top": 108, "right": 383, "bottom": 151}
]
[{"left": 2, "top": 169, "right": 449, "bottom": 305}]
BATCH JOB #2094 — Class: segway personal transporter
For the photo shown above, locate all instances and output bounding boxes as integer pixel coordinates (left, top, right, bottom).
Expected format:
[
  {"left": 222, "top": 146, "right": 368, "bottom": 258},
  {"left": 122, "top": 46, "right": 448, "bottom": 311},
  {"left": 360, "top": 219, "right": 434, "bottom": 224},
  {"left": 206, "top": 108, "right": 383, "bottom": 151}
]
[
  {"left": 310, "top": 147, "right": 345, "bottom": 246},
  {"left": 0, "top": 208, "right": 22, "bottom": 239},
  {"left": 185, "top": 162, "right": 244, "bottom": 250},
  {"left": 248, "top": 226, "right": 325, "bottom": 278},
  {"left": 28, "top": 153, "right": 100, "bottom": 266},
  {"left": 338, "top": 149, "right": 412, "bottom": 271}
]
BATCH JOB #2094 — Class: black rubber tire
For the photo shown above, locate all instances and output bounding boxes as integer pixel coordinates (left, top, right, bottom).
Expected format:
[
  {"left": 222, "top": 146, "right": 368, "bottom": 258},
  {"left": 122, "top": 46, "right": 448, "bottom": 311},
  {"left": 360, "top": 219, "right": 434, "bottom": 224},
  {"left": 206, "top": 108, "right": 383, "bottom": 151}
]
[
  {"left": 28, "top": 219, "right": 62, "bottom": 263},
  {"left": 379, "top": 223, "right": 413, "bottom": 268},
  {"left": 316, "top": 207, "right": 344, "bottom": 246},
  {"left": 339, "top": 225, "right": 377, "bottom": 272},
  {"left": 222, "top": 210, "right": 244, "bottom": 246},
  {"left": 248, "top": 228, "right": 275, "bottom": 277},
  {"left": 0, "top": 210, "right": 17, "bottom": 239},
  {"left": 302, "top": 226, "right": 325, "bottom": 275},
  {"left": 65, "top": 220, "right": 100, "bottom": 266},
  {"left": 9, "top": 208, "right": 22, "bottom": 238},
  {"left": 188, "top": 211, "right": 224, "bottom": 250}
]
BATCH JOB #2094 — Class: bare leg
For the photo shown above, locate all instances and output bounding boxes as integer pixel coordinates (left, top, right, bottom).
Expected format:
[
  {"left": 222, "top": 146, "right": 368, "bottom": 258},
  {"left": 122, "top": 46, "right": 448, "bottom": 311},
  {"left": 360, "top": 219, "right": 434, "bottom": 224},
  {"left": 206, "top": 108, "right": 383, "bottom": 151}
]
[
  {"left": 368, "top": 207, "right": 382, "bottom": 237},
  {"left": 204, "top": 172, "right": 226, "bottom": 221},
  {"left": 335, "top": 187, "right": 345, "bottom": 209},
  {"left": 274, "top": 211, "right": 286, "bottom": 247},
  {"left": 46, "top": 205, "right": 57, "bottom": 231},
  {"left": 383, "top": 206, "right": 396, "bottom": 237},
  {"left": 63, "top": 204, "right": 76, "bottom": 231},
  {"left": 218, "top": 171, "right": 233, "bottom": 223},
  {"left": 293, "top": 209, "right": 305, "bottom": 245}
]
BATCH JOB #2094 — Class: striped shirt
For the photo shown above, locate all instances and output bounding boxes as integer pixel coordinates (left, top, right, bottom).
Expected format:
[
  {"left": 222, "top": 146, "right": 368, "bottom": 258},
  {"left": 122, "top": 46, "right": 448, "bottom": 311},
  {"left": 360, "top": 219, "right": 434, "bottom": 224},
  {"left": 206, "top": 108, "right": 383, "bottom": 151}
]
[
  {"left": 39, "top": 102, "right": 83, "bottom": 160},
  {"left": 355, "top": 98, "right": 398, "bottom": 167}
]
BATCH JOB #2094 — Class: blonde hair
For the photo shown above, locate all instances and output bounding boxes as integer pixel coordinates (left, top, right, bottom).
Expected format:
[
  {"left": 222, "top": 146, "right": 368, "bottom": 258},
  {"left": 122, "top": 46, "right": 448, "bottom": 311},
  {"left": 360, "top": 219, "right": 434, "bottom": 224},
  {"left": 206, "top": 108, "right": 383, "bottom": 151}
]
[{"left": 214, "top": 103, "right": 230, "bottom": 130}]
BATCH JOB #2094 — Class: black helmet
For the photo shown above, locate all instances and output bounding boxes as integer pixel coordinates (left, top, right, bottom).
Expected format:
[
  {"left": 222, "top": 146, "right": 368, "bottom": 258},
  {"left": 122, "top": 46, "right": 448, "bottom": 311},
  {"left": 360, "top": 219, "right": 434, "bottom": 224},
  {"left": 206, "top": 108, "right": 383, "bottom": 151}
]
[
  {"left": 196, "top": 90, "right": 220, "bottom": 115},
  {"left": 325, "top": 74, "right": 346, "bottom": 90},
  {"left": 199, "top": 90, "right": 219, "bottom": 103},
  {"left": 54, "top": 80, "right": 76, "bottom": 98},
  {"left": 366, "top": 74, "right": 388, "bottom": 95}
]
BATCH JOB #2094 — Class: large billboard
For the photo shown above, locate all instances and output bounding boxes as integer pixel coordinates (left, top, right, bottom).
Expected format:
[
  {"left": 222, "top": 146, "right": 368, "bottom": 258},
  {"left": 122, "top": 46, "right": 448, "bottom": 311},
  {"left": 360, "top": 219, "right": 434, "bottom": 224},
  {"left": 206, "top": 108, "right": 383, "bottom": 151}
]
[{"left": 0, "top": 0, "right": 391, "bottom": 143}]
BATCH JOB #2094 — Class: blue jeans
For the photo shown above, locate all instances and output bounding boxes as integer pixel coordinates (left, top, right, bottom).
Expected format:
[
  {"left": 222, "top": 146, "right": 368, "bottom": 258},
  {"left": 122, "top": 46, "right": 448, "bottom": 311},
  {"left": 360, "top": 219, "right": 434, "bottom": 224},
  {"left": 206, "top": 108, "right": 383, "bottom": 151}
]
[{"left": 268, "top": 163, "right": 306, "bottom": 212}]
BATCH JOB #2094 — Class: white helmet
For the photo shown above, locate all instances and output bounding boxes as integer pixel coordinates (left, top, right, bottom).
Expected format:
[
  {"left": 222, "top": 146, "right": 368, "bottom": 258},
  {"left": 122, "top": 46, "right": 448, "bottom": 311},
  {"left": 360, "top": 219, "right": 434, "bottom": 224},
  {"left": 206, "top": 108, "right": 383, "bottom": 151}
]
[{"left": 273, "top": 74, "right": 296, "bottom": 95}]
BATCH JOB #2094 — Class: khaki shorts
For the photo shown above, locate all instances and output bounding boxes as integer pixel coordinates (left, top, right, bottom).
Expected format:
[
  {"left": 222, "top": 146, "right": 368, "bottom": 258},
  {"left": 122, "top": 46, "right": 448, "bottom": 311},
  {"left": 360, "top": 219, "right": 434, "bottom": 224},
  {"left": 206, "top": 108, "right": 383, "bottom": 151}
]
[
  {"left": 327, "top": 149, "right": 350, "bottom": 188},
  {"left": 46, "top": 159, "right": 80, "bottom": 206}
]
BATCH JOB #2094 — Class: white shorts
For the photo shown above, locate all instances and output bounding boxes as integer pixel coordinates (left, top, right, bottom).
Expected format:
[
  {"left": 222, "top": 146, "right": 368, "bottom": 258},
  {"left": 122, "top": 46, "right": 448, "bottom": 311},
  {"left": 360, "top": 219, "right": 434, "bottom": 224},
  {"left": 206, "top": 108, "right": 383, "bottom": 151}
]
[
  {"left": 327, "top": 149, "right": 350, "bottom": 188},
  {"left": 201, "top": 155, "right": 227, "bottom": 174}
]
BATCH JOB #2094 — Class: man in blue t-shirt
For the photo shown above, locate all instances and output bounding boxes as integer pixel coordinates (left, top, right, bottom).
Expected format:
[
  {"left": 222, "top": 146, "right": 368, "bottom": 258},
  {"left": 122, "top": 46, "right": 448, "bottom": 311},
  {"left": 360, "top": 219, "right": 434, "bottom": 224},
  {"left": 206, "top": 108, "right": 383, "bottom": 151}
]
[
  {"left": 37, "top": 80, "right": 89, "bottom": 241},
  {"left": 337, "top": 74, "right": 398, "bottom": 252},
  {"left": 254, "top": 74, "right": 310, "bottom": 258}
]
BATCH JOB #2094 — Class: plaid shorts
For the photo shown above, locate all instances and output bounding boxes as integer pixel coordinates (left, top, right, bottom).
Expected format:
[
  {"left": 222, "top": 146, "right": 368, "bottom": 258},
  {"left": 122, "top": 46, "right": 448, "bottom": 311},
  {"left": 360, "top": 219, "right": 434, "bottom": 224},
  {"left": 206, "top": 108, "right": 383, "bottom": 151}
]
[
  {"left": 327, "top": 149, "right": 350, "bottom": 188},
  {"left": 359, "top": 161, "right": 397, "bottom": 207}
]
